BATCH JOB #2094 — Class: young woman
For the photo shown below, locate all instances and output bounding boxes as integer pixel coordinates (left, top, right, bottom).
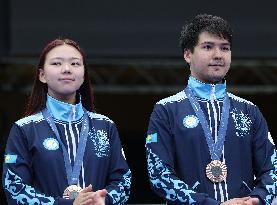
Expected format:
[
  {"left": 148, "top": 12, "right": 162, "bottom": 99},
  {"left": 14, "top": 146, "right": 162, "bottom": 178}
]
[{"left": 2, "top": 39, "right": 131, "bottom": 205}]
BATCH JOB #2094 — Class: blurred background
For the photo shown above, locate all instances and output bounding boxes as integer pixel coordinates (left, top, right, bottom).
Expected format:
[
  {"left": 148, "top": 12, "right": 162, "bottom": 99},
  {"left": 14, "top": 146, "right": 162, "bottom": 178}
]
[{"left": 0, "top": 0, "right": 277, "bottom": 204}]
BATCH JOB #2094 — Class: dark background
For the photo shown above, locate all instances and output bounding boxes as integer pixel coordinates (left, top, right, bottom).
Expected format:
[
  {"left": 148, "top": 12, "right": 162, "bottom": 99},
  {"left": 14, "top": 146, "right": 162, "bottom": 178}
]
[
  {"left": 2, "top": 0, "right": 277, "bottom": 58},
  {"left": 0, "top": 0, "right": 277, "bottom": 204}
]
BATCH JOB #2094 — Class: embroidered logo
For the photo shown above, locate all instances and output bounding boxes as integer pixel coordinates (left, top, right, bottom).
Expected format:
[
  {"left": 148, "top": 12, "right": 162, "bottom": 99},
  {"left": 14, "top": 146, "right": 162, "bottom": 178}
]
[
  {"left": 146, "top": 133, "right": 158, "bottom": 144},
  {"left": 43, "top": 138, "right": 59, "bottom": 150},
  {"left": 231, "top": 109, "right": 252, "bottom": 138},
  {"left": 183, "top": 115, "right": 199, "bottom": 128},
  {"left": 5, "top": 154, "right": 17, "bottom": 164},
  {"left": 88, "top": 128, "right": 110, "bottom": 157}
]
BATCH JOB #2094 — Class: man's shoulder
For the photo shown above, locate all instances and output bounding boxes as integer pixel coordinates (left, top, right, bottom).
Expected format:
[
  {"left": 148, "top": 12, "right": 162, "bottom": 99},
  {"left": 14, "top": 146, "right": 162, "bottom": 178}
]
[
  {"left": 227, "top": 92, "right": 255, "bottom": 106},
  {"left": 156, "top": 90, "right": 187, "bottom": 106}
]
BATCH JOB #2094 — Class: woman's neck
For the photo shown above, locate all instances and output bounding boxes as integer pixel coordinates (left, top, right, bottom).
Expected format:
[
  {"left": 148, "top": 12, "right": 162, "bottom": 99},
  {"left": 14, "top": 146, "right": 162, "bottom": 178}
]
[{"left": 48, "top": 93, "right": 76, "bottom": 105}]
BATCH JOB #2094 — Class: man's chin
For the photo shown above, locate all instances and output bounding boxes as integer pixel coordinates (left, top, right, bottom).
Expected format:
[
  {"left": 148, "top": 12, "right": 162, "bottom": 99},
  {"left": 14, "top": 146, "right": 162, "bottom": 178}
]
[{"left": 207, "top": 75, "right": 225, "bottom": 84}]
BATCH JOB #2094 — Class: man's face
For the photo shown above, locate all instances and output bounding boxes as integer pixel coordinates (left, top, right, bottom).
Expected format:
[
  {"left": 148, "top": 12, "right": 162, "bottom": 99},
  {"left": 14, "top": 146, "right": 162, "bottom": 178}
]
[{"left": 184, "top": 31, "right": 231, "bottom": 84}]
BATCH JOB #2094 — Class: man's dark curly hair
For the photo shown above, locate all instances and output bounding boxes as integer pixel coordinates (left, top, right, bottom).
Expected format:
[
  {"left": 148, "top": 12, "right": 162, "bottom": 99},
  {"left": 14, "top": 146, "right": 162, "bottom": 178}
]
[{"left": 179, "top": 14, "right": 233, "bottom": 53}]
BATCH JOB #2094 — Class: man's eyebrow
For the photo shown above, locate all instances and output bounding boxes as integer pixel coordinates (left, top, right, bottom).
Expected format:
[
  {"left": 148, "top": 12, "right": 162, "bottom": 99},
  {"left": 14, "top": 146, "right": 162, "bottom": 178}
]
[
  {"left": 200, "top": 41, "right": 214, "bottom": 44},
  {"left": 200, "top": 41, "right": 230, "bottom": 45}
]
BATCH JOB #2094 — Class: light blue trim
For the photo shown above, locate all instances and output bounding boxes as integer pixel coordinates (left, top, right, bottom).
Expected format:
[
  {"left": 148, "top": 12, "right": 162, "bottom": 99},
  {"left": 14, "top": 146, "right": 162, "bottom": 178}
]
[
  {"left": 107, "top": 169, "right": 131, "bottom": 205},
  {"left": 88, "top": 112, "right": 114, "bottom": 124},
  {"left": 227, "top": 93, "right": 254, "bottom": 105},
  {"left": 157, "top": 91, "right": 187, "bottom": 105},
  {"left": 188, "top": 76, "right": 226, "bottom": 100},
  {"left": 147, "top": 147, "right": 196, "bottom": 204},
  {"left": 264, "top": 150, "right": 277, "bottom": 204},
  {"left": 5, "top": 169, "right": 55, "bottom": 204},
  {"left": 192, "top": 181, "right": 200, "bottom": 190},
  {"left": 16, "top": 112, "right": 44, "bottom": 127},
  {"left": 46, "top": 95, "right": 84, "bottom": 122}
]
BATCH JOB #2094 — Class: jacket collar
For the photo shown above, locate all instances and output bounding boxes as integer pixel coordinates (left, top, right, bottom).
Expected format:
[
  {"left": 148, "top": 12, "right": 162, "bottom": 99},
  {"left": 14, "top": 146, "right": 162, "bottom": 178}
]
[
  {"left": 187, "top": 76, "right": 226, "bottom": 100},
  {"left": 46, "top": 95, "right": 84, "bottom": 122}
]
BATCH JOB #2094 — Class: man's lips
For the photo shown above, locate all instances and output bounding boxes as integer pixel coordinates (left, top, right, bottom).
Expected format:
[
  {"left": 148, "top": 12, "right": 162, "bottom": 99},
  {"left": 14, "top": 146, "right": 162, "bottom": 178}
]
[{"left": 59, "top": 78, "right": 75, "bottom": 81}]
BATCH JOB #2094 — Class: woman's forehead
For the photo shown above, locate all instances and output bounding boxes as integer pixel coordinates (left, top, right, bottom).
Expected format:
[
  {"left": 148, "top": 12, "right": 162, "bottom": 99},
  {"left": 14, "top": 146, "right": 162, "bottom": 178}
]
[{"left": 46, "top": 44, "right": 83, "bottom": 59}]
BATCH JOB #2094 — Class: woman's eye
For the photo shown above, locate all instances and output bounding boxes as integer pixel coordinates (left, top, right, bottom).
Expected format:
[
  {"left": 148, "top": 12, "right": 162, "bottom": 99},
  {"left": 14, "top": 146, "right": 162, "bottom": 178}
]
[
  {"left": 72, "top": 62, "right": 81, "bottom": 66},
  {"left": 51, "top": 62, "right": 61, "bottom": 66}
]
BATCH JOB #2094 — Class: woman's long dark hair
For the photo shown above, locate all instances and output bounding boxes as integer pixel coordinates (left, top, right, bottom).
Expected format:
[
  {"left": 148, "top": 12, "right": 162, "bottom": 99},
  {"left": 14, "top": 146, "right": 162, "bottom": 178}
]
[{"left": 23, "top": 38, "right": 95, "bottom": 116}]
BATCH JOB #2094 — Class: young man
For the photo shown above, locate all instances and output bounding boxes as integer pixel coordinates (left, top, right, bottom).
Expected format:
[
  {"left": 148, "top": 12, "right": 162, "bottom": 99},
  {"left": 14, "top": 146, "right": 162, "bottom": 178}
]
[{"left": 146, "top": 14, "right": 276, "bottom": 205}]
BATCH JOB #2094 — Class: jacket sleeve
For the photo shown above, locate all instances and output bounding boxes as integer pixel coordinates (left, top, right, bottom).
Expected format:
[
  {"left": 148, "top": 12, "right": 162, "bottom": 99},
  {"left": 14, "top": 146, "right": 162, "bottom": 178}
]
[
  {"left": 2, "top": 123, "right": 74, "bottom": 205},
  {"left": 105, "top": 123, "right": 132, "bottom": 205},
  {"left": 249, "top": 107, "right": 277, "bottom": 205},
  {"left": 146, "top": 104, "right": 220, "bottom": 205}
]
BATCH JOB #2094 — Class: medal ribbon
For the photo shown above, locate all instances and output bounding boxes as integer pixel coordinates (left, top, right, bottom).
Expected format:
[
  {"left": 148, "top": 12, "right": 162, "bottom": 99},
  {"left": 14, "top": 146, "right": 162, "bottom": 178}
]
[
  {"left": 42, "top": 108, "right": 89, "bottom": 185},
  {"left": 185, "top": 87, "right": 230, "bottom": 161}
]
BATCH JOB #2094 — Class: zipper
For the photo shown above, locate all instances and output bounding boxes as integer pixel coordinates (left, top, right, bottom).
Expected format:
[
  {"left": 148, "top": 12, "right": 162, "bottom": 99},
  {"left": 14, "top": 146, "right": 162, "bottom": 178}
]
[
  {"left": 210, "top": 85, "right": 218, "bottom": 143},
  {"left": 72, "top": 106, "right": 76, "bottom": 121},
  {"left": 210, "top": 85, "right": 216, "bottom": 102},
  {"left": 69, "top": 105, "right": 76, "bottom": 160}
]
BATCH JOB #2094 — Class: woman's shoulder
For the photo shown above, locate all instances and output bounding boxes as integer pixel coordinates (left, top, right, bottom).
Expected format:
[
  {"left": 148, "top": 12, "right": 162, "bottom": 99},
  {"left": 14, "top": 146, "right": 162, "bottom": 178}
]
[
  {"left": 86, "top": 111, "right": 114, "bottom": 124},
  {"left": 15, "top": 112, "right": 44, "bottom": 127}
]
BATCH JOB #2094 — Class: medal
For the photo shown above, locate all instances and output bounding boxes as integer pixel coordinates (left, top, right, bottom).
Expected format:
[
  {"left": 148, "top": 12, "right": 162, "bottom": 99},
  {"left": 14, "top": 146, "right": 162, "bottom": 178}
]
[
  {"left": 206, "top": 160, "right": 227, "bottom": 183},
  {"left": 63, "top": 185, "right": 82, "bottom": 199}
]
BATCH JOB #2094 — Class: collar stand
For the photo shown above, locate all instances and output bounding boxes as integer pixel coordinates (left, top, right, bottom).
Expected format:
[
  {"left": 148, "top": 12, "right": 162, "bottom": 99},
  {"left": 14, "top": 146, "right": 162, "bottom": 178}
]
[
  {"left": 46, "top": 94, "right": 84, "bottom": 122},
  {"left": 188, "top": 76, "right": 226, "bottom": 100}
]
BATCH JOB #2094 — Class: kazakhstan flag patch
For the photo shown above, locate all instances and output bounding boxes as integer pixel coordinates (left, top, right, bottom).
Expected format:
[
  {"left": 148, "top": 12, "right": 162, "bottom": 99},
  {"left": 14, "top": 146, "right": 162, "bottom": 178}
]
[
  {"left": 146, "top": 133, "right": 158, "bottom": 144},
  {"left": 5, "top": 154, "right": 17, "bottom": 164}
]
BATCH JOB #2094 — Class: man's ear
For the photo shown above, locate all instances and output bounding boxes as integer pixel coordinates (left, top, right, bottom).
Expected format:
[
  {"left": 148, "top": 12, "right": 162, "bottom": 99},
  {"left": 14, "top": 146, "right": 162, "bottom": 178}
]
[
  {"left": 183, "top": 49, "right": 192, "bottom": 64},
  {"left": 39, "top": 69, "right": 47, "bottom": 83}
]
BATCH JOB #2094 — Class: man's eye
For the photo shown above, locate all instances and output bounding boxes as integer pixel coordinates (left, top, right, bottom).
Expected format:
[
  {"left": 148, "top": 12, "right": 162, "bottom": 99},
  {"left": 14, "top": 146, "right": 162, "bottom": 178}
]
[
  {"left": 203, "top": 45, "right": 212, "bottom": 50},
  {"left": 221, "top": 46, "right": 231, "bottom": 52}
]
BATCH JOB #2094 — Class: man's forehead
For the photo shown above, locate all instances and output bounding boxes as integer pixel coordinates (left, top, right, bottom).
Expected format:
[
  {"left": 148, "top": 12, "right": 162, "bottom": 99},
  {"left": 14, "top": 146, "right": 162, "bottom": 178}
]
[{"left": 197, "top": 31, "right": 230, "bottom": 44}]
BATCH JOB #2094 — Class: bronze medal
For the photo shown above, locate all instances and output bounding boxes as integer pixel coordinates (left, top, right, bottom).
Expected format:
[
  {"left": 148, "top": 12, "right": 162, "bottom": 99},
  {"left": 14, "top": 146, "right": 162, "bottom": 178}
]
[
  {"left": 63, "top": 185, "right": 82, "bottom": 199},
  {"left": 206, "top": 160, "right": 227, "bottom": 183}
]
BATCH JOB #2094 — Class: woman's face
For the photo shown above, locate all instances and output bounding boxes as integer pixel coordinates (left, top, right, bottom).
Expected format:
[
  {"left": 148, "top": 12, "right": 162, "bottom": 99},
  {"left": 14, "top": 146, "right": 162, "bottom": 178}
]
[{"left": 39, "top": 44, "right": 85, "bottom": 104}]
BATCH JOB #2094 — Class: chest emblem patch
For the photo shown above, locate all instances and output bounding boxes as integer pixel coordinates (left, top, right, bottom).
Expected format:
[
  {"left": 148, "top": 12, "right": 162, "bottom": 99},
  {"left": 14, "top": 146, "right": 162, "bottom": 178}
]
[
  {"left": 230, "top": 108, "right": 252, "bottom": 138},
  {"left": 43, "top": 138, "right": 59, "bottom": 150},
  {"left": 183, "top": 115, "right": 199, "bottom": 128}
]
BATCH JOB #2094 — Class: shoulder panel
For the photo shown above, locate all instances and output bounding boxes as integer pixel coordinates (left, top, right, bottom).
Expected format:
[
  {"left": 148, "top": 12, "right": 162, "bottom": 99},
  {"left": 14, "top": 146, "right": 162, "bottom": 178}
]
[
  {"left": 157, "top": 91, "right": 187, "bottom": 105},
  {"left": 87, "top": 112, "right": 114, "bottom": 124},
  {"left": 15, "top": 112, "right": 44, "bottom": 127},
  {"left": 228, "top": 93, "right": 254, "bottom": 105}
]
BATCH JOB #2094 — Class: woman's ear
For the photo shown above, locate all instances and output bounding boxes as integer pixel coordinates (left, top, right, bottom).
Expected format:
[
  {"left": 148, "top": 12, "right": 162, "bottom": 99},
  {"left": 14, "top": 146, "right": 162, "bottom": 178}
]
[{"left": 39, "top": 69, "right": 47, "bottom": 83}]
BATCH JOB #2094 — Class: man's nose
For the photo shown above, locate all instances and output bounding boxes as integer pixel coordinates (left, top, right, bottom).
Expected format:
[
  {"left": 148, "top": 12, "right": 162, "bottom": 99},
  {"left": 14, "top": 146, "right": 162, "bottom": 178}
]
[{"left": 213, "top": 47, "right": 223, "bottom": 58}]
